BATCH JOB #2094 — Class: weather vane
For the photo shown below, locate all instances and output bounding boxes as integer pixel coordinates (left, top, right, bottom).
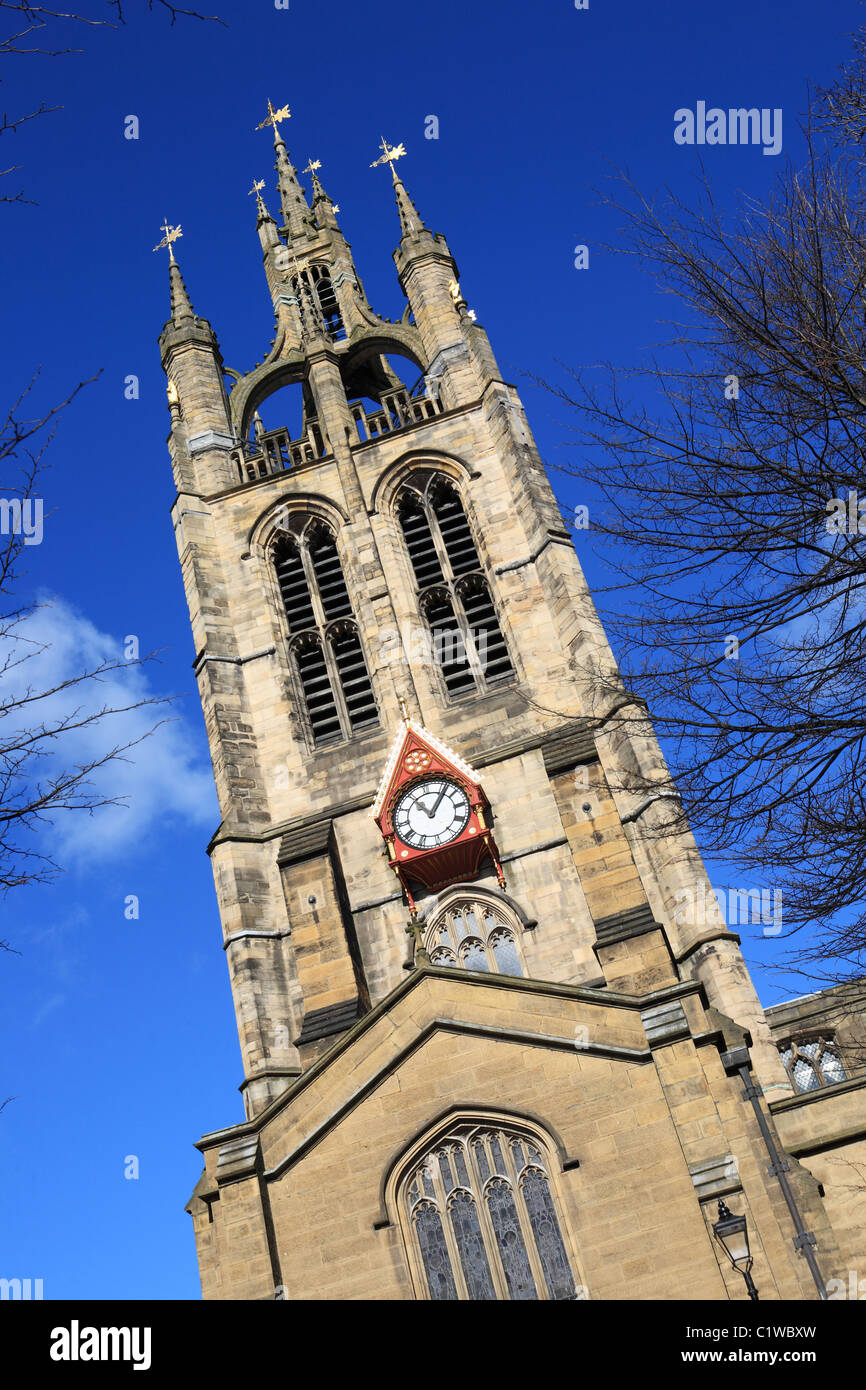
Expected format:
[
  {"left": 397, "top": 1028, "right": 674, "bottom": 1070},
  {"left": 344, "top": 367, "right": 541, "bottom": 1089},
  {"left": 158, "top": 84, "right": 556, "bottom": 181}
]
[
  {"left": 370, "top": 137, "right": 406, "bottom": 177},
  {"left": 153, "top": 218, "right": 182, "bottom": 262},
  {"left": 248, "top": 178, "right": 266, "bottom": 212},
  {"left": 302, "top": 158, "right": 321, "bottom": 176},
  {"left": 256, "top": 99, "right": 291, "bottom": 137}
]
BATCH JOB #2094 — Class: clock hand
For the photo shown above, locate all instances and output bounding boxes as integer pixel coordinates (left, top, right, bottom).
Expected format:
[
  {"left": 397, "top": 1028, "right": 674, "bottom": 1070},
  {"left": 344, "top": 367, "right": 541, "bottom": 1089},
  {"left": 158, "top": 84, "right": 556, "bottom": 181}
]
[{"left": 425, "top": 784, "right": 450, "bottom": 819}]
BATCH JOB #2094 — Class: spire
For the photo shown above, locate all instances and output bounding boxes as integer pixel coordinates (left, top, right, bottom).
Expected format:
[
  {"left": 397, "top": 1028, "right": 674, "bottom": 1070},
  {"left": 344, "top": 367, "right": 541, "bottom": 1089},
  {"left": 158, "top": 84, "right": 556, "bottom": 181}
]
[
  {"left": 302, "top": 156, "right": 325, "bottom": 200},
  {"left": 248, "top": 177, "right": 269, "bottom": 220},
  {"left": 168, "top": 259, "right": 195, "bottom": 322},
  {"left": 153, "top": 218, "right": 196, "bottom": 323},
  {"left": 303, "top": 156, "right": 341, "bottom": 230},
  {"left": 254, "top": 99, "right": 312, "bottom": 240},
  {"left": 392, "top": 170, "right": 426, "bottom": 237},
  {"left": 248, "top": 175, "right": 281, "bottom": 254},
  {"left": 370, "top": 136, "right": 426, "bottom": 238},
  {"left": 274, "top": 130, "right": 313, "bottom": 239}
]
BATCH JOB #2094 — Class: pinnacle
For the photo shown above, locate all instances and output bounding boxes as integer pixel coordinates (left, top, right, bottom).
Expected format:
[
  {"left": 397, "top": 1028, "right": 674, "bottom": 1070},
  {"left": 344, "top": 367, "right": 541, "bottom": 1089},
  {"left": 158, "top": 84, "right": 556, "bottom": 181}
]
[
  {"left": 393, "top": 173, "right": 426, "bottom": 237},
  {"left": 274, "top": 134, "right": 313, "bottom": 239},
  {"left": 169, "top": 259, "right": 195, "bottom": 322}
]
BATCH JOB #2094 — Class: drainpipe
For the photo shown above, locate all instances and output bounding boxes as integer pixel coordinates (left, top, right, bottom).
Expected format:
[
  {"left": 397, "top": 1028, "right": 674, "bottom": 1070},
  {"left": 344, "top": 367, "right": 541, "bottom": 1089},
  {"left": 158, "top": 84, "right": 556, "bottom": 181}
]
[{"left": 722, "top": 1046, "right": 827, "bottom": 1300}]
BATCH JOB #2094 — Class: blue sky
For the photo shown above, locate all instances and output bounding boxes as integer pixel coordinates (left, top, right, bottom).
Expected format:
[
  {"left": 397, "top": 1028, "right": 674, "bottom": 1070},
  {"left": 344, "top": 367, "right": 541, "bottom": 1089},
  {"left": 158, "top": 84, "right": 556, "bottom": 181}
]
[{"left": 0, "top": 0, "right": 860, "bottom": 1299}]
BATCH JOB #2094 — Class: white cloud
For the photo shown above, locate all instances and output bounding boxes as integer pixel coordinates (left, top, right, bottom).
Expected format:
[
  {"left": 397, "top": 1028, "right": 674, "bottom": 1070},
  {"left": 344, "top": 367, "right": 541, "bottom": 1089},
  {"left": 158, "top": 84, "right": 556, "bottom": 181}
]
[{"left": 0, "top": 597, "right": 217, "bottom": 864}]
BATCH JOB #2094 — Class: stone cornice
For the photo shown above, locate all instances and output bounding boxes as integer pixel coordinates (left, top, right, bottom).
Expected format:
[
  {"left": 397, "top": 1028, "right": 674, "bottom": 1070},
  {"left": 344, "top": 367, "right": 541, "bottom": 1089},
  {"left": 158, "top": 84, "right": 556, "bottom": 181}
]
[
  {"left": 769, "top": 1072, "right": 866, "bottom": 1116},
  {"left": 674, "top": 927, "right": 743, "bottom": 962}
]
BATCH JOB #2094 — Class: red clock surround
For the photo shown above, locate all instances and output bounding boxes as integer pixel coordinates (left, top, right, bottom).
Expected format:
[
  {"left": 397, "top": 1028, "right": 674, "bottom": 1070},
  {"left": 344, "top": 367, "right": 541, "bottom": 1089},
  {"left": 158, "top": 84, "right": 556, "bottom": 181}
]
[{"left": 372, "top": 718, "right": 505, "bottom": 909}]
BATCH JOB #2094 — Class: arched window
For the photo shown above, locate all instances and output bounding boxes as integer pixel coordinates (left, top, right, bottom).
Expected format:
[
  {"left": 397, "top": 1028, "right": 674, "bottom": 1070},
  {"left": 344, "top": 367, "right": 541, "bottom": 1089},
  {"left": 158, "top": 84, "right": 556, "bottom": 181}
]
[
  {"left": 397, "top": 473, "right": 514, "bottom": 699},
  {"left": 424, "top": 897, "right": 525, "bottom": 976},
  {"left": 313, "top": 268, "right": 345, "bottom": 340},
  {"left": 400, "top": 1122, "right": 578, "bottom": 1301},
  {"left": 779, "top": 1036, "right": 847, "bottom": 1093},
  {"left": 292, "top": 264, "right": 346, "bottom": 340},
  {"left": 273, "top": 519, "right": 378, "bottom": 746}
]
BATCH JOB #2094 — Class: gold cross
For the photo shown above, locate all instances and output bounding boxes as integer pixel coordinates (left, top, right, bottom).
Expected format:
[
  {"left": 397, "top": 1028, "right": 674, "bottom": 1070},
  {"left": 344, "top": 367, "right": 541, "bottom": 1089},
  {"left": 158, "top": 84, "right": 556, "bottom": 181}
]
[
  {"left": 370, "top": 136, "right": 406, "bottom": 177},
  {"left": 256, "top": 99, "right": 291, "bottom": 137},
  {"left": 153, "top": 218, "right": 182, "bottom": 262},
  {"left": 302, "top": 157, "right": 321, "bottom": 176}
]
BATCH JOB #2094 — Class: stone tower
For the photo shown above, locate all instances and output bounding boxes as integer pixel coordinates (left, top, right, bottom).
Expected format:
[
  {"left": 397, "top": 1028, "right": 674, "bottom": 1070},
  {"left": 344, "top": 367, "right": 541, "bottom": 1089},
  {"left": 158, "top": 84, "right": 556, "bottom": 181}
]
[{"left": 161, "top": 115, "right": 863, "bottom": 1300}]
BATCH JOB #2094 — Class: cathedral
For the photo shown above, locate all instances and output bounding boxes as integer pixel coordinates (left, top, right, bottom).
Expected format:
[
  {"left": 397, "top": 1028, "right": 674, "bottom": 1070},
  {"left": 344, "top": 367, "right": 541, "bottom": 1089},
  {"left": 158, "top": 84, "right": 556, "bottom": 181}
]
[{"left": 158, "top": 106, "right": 866, "bottom": 1301}]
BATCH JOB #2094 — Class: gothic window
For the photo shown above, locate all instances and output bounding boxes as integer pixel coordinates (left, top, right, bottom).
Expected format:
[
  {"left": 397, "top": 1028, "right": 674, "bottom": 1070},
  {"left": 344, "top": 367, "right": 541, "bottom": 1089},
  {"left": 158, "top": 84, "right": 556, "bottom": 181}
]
[
  {"left": 292, "top": 264, "right": 346, "bottom": 340},
  {"left": 400, "top": 1123, "right": 578, "bottom": 1301},
  {"left": 779, "top": 1036, "right": 847, "bottom": 1093},
  {"left": 397, "top": 473, "right": 514, "bottom": 699},
  {"left": 313, "top": 270, "right": 345, "bottom": 340},
  {"left": 424, "top": 898, "right": 525, "bottom": 976},
  {"left": 273, "top": 520, "right": 378, "bottom": 746},
  {"left": 420, "top": 590, "right": 474, "bottom": 698}
]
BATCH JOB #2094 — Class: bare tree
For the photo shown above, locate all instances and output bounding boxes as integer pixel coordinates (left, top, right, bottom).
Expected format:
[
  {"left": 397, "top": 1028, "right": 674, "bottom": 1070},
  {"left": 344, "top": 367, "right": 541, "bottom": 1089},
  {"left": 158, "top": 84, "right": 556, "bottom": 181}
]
[
  {"left": 0, "top": 0, "right": 223, "bottom": 203},
  {"left": 0, "top": 0, "right": 223, "bottom": 908},
  {"left": 0, "top": 374, "right": 172, "bottom": 893},
  {"left": 538, "top": 34, "right": 866, "bottom": 986},
  {"left": 813, "top": 28, "right": 866, "bottom": 150}
]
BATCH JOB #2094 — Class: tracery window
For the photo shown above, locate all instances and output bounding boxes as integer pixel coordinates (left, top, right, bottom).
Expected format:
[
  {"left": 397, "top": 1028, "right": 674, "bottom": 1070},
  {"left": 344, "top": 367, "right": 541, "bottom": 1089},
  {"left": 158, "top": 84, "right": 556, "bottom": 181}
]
[
  {"left": 273, "top": 519, "right": 378, "bottom": 746},
  {"left": 397, "top": 472, "right": 514, "bottom": 699},
  {"left": 424, "top": 897, "right": 524, "bottom": 977},
  {"left": 779, "top": 1036, "right": 847, "bottom": 1093},
  {"left": 401, "top": 1123, "right": 578, "bottom": 1301}
]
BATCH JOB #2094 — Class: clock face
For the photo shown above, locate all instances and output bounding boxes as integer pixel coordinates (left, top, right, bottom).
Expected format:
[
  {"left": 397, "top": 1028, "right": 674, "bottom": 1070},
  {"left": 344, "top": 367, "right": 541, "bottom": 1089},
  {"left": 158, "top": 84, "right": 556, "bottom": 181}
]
[{"left": 393, "top": 779, "right": 471, "bottom": 850}]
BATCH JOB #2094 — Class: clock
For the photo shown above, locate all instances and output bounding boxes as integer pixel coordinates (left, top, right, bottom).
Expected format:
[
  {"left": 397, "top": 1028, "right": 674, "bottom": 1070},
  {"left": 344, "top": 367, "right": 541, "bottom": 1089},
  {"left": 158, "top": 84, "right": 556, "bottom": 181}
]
[
  {"left": 372, "top": 718, "right": 506, "bottom": 908},
  {"left": 393, "top": 778, "right": 470, "bottom": 850}
]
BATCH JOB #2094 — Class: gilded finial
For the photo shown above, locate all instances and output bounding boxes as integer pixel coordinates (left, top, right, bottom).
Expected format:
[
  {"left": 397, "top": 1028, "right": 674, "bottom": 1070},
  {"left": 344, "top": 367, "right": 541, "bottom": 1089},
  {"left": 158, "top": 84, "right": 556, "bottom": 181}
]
[
  {"left": 248, "top": 177, "right": 267, "bottom": 214},
  {"left": 449, "top": 278, "right": 476, "bottom": 320},
  {"left": 370, "top": 136, "right": 406, "bottom": 179},
  {"left": 302, "top": 157, "right": 322, "bottom": 177},
  {"left": 153, "top": 217, "right": 183, "bottom": 263},
  {"left": 256, "top": 99, "right": 291, "bottom": 139}
]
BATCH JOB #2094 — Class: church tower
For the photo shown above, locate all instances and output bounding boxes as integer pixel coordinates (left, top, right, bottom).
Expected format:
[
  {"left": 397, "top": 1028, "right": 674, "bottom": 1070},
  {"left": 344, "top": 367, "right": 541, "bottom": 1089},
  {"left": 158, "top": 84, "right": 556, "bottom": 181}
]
[{"left": 160, "top": 108, "right": 860, "bottom": 1300}]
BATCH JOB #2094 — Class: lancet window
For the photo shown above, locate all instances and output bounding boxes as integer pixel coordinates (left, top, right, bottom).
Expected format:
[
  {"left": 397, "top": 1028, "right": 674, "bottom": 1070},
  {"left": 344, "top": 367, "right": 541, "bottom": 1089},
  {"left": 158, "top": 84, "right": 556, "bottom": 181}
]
[
  {"left": 273, "top": 520, "right": 378, "bottom": 745},
  {"left": 397, "top": 473, "right": 514, "bottom": 699}
]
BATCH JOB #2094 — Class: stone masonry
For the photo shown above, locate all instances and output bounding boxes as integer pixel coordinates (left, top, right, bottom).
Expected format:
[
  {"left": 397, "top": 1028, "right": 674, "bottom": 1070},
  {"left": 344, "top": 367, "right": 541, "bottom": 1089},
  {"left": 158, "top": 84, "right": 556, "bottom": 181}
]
[{"left": 159, "top": 118, "right": 866, "bottom": 1300}]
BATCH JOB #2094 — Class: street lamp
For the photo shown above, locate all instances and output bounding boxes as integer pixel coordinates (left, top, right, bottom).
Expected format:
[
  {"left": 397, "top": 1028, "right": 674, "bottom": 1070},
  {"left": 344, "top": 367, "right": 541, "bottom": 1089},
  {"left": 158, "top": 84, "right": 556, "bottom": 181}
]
[{"left": 713, "top": 1200, "right": 759, "bottom": 1301}]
